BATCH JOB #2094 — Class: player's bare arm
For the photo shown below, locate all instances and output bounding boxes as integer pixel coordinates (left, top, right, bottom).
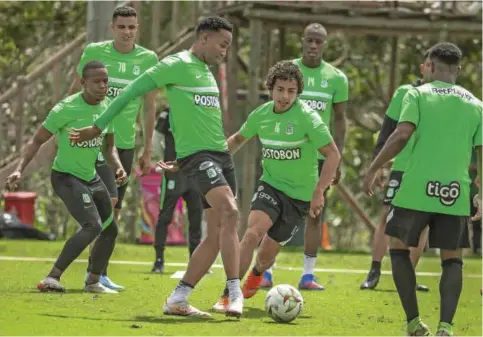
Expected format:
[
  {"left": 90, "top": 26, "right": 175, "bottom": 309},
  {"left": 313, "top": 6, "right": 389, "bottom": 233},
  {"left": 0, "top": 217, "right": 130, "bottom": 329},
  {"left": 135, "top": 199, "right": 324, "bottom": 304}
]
[
  {"left": 6, "top": 126, "right": 53, "bottom": 190},
  {"left": 227, "top": 131, "right": 250, "bottom": 154},
  {"left": 138, "top": 89, "right": 158, "bottom": 175},
  {"left": 363, "top": 122, "right": 415, "bottom": 196},
  {"left": 310, "top": 141, "right": 340, "bottom": 217},
  {"left": 105, "top": 132, "right": 127, "bottom": 185},
  {"left": 332, "top": 101, "right": 346, "bottom": 184},
  {"left": 473, "top": 145, "right": 482, "bottom": 220}
]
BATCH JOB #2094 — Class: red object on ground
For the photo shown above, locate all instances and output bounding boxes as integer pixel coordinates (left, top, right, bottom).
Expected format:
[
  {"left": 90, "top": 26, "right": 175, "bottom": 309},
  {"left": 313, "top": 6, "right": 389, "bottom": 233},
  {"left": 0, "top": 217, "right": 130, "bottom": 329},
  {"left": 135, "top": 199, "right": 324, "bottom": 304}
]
[{"left": 3, "top": 192, "right": 37, "bottom": 226}]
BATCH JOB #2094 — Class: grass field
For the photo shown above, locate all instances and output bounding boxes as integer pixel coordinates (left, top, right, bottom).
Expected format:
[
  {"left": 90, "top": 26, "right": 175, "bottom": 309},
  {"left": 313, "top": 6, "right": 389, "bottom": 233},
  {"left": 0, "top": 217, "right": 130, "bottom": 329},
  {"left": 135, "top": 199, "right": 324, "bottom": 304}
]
[{"left": 0, "top": 240, "right": 481, "bottom": 336}]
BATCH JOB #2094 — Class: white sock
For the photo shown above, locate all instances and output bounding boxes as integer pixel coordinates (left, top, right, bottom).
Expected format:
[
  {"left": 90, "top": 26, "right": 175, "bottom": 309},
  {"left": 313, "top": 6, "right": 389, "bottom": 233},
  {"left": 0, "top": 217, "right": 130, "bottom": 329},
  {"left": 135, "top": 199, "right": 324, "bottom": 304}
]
[
  {"left": 266, "top": 267, "right": 273, "bottom": 274},
  {"left": 226, "top": 279, "right": 242, "bottom": 299},
  {"left": 303, "top": 254, "right": 316, "bottom": 276},
  {"left": 167, "top": 282, "right": 193, "bottom": 305}
]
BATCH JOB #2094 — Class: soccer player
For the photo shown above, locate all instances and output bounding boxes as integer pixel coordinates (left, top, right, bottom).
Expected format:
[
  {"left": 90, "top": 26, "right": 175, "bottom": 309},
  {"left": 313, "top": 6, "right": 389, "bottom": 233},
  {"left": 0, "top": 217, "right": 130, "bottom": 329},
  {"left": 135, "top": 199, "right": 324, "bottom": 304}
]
[
  {"left": 211, "top": 61, "right": 340, "bottom": 311},
  {"left": 363, "top": 42, "right": 482, "bottom": 336},
  {"left": 69, "top": 16, "right": 243, "bottom": 318},
  {"left": 67, "top": 5, "right": 158, "bottom": 290},
  {"left": 151, "top": 107, "right": 203, "bottom": 273},
  {"left": 262, "top": 23, "right": 348, "bottom": 290},
  {"left": 360, "top": 75, "right": 429, "bottom": 292},
  {"left": 6, "top": 61, "right": 127, "bottom": 294}
]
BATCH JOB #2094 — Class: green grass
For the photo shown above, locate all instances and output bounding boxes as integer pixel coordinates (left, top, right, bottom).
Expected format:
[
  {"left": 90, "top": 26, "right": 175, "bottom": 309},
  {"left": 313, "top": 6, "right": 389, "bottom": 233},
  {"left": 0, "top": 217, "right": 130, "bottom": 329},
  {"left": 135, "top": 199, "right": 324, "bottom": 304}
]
[{"left": 0, "top": 240, "right": 481, "bottom": 336}]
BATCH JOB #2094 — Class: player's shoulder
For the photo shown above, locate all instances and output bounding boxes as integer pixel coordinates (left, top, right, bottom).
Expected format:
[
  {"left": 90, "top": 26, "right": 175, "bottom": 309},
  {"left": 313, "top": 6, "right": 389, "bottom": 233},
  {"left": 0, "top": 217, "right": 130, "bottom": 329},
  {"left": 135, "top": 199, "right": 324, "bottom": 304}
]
[
  {"left": 250, "top": 101, "right": 273, "bottom": 117},
  {"left": 84, "top": 40, "right": 112, "bottom": 52},
  {"left": 133, "top": 44, "right": 158, "bottom": 60},
  {"left": 393, "top": 83, "right": 416, "bottom": 99},
  {"left": 321, "top": 61, "right": 347, "bottom": 80},
  {"left": 52, "top": 93, "right": 82, "bottom": 113},
  {"left": 160, "top": 50, "right": 194, "bottom": 66}
]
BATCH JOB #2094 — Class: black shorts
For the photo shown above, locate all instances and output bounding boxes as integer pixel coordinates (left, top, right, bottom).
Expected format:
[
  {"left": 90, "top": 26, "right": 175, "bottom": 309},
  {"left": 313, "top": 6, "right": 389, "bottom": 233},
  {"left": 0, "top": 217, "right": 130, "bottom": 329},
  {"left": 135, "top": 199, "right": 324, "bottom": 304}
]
[
  {"left": 95, "top": 148, "right": 135, "bottom": 209},
  {"left": 251, "top": 181, "right": 310, "bottom": 246},
  {"left": 385, "top": 206, "right": 470, "bottom": 250},
  {"left": 178, "top": 150, "right": 237, "bottom": 209},
  {"left": 51, "top": 170, "right": 113, "bottom": 230},
  {"left": 383, "top": 170, "right": 403, "bottom": 205}
]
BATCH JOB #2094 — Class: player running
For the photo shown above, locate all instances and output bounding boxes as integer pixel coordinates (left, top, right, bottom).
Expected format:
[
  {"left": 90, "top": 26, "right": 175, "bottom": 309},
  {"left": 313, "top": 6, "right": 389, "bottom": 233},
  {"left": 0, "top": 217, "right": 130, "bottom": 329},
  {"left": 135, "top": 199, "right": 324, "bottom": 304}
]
[
  {"left": 6, "top": 61, "right": 126, "bottom": 294},
  {"left": 360, "top": 72, "right": 429, "bottom": 292},
  {"left": 262, "top": 23, "right": 348, "bottom": 290},
  {"left": 69, "top": 16, "right": 243, "bottom": 318},
  {"left": 67, "top": 5, "right": 158, "bottom": 291},
  {"left": 363, "top": 42, "right": 482, "bottom": 336},
  {"left": 211, "top": 61, "right": 340, "bottom": 312}
]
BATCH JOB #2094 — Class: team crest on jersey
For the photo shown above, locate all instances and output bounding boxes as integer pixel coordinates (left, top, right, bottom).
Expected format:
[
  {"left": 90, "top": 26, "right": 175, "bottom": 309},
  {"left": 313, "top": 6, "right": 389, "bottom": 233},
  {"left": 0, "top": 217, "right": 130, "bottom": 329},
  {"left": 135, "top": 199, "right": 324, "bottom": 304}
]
[
  {"left": 321, "top": 80, "right": 328, "bottom": 88},
  {"left": 286, "top": 124, "right": 294, "bottom": 135},
  {"left": 133, "top": 65, "right": 140, "bottom": 75}
]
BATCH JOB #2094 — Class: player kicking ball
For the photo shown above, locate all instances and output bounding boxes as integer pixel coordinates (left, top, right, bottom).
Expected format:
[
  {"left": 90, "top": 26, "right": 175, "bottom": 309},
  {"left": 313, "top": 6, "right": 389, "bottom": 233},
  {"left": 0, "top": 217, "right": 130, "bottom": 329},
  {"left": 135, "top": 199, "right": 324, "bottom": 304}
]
[
  {"left": 6, "top": 61, "right": 127, "bottom": 294},
  {"left": 208, "top": 61, "right": 340, "bottom": 312}
]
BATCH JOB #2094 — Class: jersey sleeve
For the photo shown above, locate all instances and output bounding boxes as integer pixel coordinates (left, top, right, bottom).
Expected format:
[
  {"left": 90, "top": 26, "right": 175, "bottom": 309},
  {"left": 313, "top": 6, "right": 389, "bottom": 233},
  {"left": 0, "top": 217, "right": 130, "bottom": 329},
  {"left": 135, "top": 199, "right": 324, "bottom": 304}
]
[
  {"left": 42, "top": 102, "right": 70, "bottom": 134},
  {"left": 145, "top": 55, "right": 182, "bottom": 88},
  {"left": 333, "top": 72, "right": 349, "bottom": 103},
  {"left": 107, "top": 121, "right": 115, "bottom": 134},
  {"left": 239, "top": 110, "right": 259, "bottom": 140},
  {"left": 146, "top": 52, "right": 159, "bottom": 69},
  {"left": 386, "top": 86, "right": 410, "bottom": 121},
  {"left": 304, "top": 110, "right": 333, "bottom": 149},
  {"left": 76, "top": 43, "right": 94, "bottom": 76},
  {"left": 398, "top": 89, "right": 420, "bottom": 127}
]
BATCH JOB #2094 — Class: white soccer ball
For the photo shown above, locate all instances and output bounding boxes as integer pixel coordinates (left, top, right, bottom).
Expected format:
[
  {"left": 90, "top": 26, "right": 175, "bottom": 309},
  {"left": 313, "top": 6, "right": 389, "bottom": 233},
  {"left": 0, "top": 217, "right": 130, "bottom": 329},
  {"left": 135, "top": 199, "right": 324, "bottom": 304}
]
[{"left": 264, "top": 284, "right": 303, "bottom": 323}]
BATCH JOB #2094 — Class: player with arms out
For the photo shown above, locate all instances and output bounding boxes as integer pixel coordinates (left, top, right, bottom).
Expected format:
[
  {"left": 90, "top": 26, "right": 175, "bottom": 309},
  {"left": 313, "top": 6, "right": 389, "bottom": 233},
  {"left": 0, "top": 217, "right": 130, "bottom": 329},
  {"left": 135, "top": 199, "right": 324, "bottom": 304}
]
[
  {"left": 263, "top": 23, "right": 348, "bottom": 290},
  {"left": 69, "top": 16, "right": 243, "bottom": 318},
  {"left": 360, "top": 56, "right": 430, "bottom": 292},
  {"left": 363, "top": 42, "right": 482, "bottom": 336},
  {"left": 67, "top": 5, "right": 158, "bottom": 291},
  {"left": 211, "top": 61, "right": 340, "bottom": 311},
  {"left": 6, "top": 61, "right": 127, "bottom": 294}
]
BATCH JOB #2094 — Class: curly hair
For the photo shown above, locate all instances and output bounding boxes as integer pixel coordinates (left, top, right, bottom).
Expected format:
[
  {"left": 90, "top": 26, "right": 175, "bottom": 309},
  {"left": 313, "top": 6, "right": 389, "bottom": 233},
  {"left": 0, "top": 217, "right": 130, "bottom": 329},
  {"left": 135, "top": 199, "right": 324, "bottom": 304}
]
[
  {"left": 428, "top": 42, "right": 462, "bottom": 65},
  {"left": 196, "top": 16, "right": 233, "bottom": 35},
  {"left": 265, "top": 61, "right": 304, "bottom": 94},
  {"left": 112, "top": 6, "right": 137, "bottom": 22}
]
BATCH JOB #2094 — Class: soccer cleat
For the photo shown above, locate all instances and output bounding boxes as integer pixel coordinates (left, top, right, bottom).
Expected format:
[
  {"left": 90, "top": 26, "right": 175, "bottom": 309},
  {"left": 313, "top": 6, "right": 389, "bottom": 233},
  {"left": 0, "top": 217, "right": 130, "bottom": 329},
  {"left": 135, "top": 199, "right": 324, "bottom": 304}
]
[
  {"left": 416, "top": 284, "right": 429, "bottom": 292},
  {"left": 212, "top": 295, "right": 229, "bottom": 313},
  {"left": 84, "top": 282, "right": 118, "bottom": 294},
  {"left": 298, "top": 274, "right": 325, "bottom": 290},
  {"left": 435, "top": 322, "right": 454, "bottom": 336},
  {"left": 260, "top": 270, "right": 273, "bottom": 289},
  {"left": 225, "top": 295, "right": 243, "bottom": 318},
  {"left": 162, "top": 300, "right": 212, "bottom": 318},
  {"left": 360, "top": 269, "right": 380, "bottom": 290},
  {"left": 151, "top": 259, "right": 165, "bottom": 273},
  {"left": 37, "top": 277, "right": 65, "bottom": 293},
  {"left": 407, "top": 317, "right": 431, "bottom": 336},
  {"left": 242, "top": 270, "right": 263, "bottom": 299},
  {"left": 100, "top": 275, "right": 124, "bottom": 291}
]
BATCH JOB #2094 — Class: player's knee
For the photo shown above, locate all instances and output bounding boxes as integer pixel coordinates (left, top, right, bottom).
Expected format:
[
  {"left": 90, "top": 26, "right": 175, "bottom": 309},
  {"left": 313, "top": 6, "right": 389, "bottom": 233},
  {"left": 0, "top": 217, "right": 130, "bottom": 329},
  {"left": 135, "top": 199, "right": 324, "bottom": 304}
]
[
  {"left": 82, "top": 221, "right": 102, "bottom": 239},
  {"left": 243, "top": 228, "right": 264, "bottom": 246},
  {"left": 306, "top": 214, "right": 321, "bottom": 227},
  {"left": 219, "top": 200, "right": 240, "bottom": 226},
  {"left": 110, "top": 198, "right": 118, "bottom": 208}
]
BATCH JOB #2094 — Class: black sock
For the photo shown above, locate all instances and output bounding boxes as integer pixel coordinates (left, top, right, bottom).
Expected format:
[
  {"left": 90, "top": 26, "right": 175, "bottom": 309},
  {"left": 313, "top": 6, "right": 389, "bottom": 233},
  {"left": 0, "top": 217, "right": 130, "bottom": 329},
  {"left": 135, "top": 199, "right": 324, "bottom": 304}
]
[
  {"left": 179, "top": 280, "right": 194, "bottom": 289},
  {"left": 87, "top": 256, "right": 92, "bottom": 273},
  {"left": 252, "top": 266, "right": 262, "bottom": 276},
  {"left": 371, "top": 260, "right": 381, "bottom": 272},
  {"left": 222, "top": 287, "right": 229, "bottom": 297},
  {"left": 390, "top": 249, "right": 419, "bottom": 322},
  {"left": 440, "top": 258, "right": 463, "bottom": 325},
  {"left": 102, "top": 264, "right": 108, "bottom": 277}
]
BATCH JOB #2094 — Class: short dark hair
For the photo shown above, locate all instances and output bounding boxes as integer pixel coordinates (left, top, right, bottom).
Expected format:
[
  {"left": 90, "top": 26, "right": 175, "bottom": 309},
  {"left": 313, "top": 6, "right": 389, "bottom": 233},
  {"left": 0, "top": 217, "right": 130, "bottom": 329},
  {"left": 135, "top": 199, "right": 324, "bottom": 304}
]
[
  {"left": 304, "top": 23, "right": 327, "bottom": 35},
  {"left": 428, "top": 42, "right": 462, "bottom": 66},
  {"left": 265, "top": 61, "right": 304, "bottom": 94},
  {"left": 196, "top": 16, "right": 233, "bottom": 35},
  {"left": 82, "top": 61, "right": 106, "bottom": 78},
  {"left": 112, "top": 6, "right": 137, "bottom": 22}
]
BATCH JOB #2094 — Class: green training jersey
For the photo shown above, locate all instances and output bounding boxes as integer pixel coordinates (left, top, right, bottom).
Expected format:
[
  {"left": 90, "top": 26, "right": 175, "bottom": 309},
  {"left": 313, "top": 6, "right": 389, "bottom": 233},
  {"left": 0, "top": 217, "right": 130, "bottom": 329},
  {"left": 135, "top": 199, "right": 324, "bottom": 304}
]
[
  {"left": 145, "top": 50, "right": 228, "bottom": 159},
  {"left": 43, "top": 93, "right": 113, "bottom": 182},
  {"left": 392, "top": 81, "right": 482, "bottom": 216},
  {"left": 293, "top": 58, "right": 348, "bottom": 160},
  {"left": 240, "top": 99, "right": 333, "bottom": 201},
  {"left": 386, "top": 84, "right": 415, "bottom": 172},
  {"left": 77, "top": 41, "right": 158, "bottom": 149}
]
